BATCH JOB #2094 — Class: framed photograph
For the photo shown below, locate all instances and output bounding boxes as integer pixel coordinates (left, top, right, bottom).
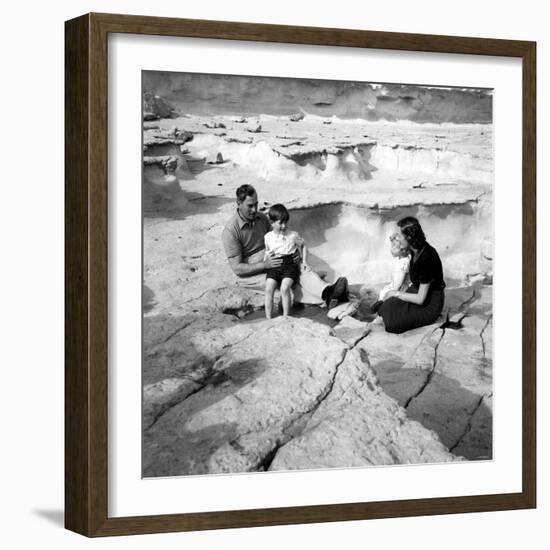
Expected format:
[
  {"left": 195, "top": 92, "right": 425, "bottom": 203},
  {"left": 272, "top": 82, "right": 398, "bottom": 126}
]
[{"left": 65, "top": 13, "right": 536, "bottom": 536}]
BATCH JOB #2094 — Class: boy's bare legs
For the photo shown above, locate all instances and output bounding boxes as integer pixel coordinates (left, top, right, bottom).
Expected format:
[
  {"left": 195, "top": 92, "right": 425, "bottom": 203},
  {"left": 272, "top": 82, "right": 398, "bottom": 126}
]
[
  {"left": 265, "top": 278, "right": 278, "bottom": 319},
  {"left": 280, "top": 278, "right": 294, "bottom": 316}
]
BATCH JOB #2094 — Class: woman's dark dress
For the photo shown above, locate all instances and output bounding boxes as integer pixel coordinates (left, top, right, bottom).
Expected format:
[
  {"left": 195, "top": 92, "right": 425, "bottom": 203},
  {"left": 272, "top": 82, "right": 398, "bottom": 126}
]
[{"left": 378, "top": 242, "right": 445, "bottom": 334}]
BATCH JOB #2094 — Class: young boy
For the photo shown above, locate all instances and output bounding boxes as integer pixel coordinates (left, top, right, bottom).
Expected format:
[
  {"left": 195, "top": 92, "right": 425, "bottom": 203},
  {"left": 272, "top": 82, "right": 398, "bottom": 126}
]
[{"left": 263, "top": 204, "right": 307, "bottom": 319}]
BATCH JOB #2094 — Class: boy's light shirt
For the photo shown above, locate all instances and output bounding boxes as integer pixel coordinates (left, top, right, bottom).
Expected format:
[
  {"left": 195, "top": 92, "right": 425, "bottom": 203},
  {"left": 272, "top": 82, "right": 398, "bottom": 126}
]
[{"left": 264, "top": 230, "right": 304, "bottom": 256}]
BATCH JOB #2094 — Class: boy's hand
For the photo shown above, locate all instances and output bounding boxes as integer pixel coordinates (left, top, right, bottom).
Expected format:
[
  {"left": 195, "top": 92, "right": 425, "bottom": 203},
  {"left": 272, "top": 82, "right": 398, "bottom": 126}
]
[{"left": 291, "top": 250, "right": 301, "bottom": 264}]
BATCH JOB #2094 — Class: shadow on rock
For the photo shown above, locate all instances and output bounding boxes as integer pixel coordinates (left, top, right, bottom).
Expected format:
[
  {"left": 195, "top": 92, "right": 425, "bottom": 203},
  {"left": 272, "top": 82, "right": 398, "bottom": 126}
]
[
  {"left": 143, "top": 421, "right": 242, "bottom": 477},
  {"left": 370, "top": 359, "right": 492, "bottom": 460},
  {"left": 183, "top": 155, "right": 219, "bottom": 179},
  {"left": 144, "top": 182, "right": 233, "bottom": 220},
  {"left": 290, "top": 204, "right": 344, "bottom": 248},
  {"left": 443, "top": 284, "right": 491, "bottom": 315},
  {"left": 143, "top": 357, "right": 270, "bottom": 477},
  {"left": 142, "top": 311, "right": 242, "bottom": 429},
  {"left": 304, "top": 252, "right": 337, "bottom": 283},
  {"left": 143, "top": 284, "right": 157, "bottom": 314}
]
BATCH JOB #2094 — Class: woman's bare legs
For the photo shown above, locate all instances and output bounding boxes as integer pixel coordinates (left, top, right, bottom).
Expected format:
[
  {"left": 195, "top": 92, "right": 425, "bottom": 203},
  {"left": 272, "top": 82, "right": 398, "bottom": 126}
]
[
  {"left": 280, "top": 278, "right": 294, "bottom": 316},
  {"left": 265, "top": 278, "right": 278, "bottom": 319}
]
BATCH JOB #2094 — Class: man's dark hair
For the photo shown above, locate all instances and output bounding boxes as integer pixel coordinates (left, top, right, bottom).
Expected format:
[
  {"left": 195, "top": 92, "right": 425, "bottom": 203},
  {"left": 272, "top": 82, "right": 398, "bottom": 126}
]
[
  {"left": 397, "top": 216, "right": 426, "bottom": 250},
  {"left": 236, "top": 184, "right": 257, "bottom": 202},
  {"left": 268, "top": 203, "right": 290, "bottom": 223}
]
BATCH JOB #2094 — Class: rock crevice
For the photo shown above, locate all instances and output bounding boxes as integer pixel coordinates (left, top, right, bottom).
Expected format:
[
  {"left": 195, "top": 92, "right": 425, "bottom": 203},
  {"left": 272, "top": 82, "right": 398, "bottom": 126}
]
[
  {"left": 449, "top": 393, "right": 492, "bottom": 452},
  {"left": 404, "top": 329, "right": 445, "bottom": 409}
]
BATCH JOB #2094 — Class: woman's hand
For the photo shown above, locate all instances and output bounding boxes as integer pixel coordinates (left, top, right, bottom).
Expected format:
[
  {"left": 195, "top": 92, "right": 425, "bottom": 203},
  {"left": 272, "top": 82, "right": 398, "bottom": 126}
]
[{"left": 384, "top": 290, "right": 400, "bottom": 299}]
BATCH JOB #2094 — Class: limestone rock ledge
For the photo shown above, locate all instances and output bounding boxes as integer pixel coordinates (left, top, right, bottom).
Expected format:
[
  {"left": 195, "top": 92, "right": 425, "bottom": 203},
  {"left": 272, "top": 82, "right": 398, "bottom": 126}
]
[
  {"left": 356, "top": 285, "right": 493, "bottom": 460},
  {"left": 270, "top": 347, "right": 455, "bottom": 470},
  {"left": 143, "top": 316, "right": 458, "bottom": 477}
]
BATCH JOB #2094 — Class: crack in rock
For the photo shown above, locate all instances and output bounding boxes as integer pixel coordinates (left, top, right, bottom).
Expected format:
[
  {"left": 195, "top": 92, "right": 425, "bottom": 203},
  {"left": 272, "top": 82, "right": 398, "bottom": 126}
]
[
  {"left": 156, "top": 319, "right": 198, "bottom": 346},
  {"left": 257, "top": 441, "right": 285, "bottom": 471},
  {"left": 264, "top": 349, "right": 349, "bottom": 465},
  {"left": 405, "top": 326, "right": 442, "bottom": 364},
  {"left": 262, "top": 331, "right": 373, "bottom": 468},
  {"left": 184, "top": 250, "right": 217, "bottom": 260},
  {"left": 146, "top": 389, "right": 192, "bottom": 429},
  {"left": 480, "top": 314, "right": 493, "bottom": 357},
  {"left": 179, "top": 286, "right": 230, "bottom": 306},
  {"left": 449, "top": 393, "right": 489, "bottom": 452},
  {"left": 404, "top": 329, "right": 445, "bottom": 409},
  {"left": 474, "top": 191, "right": 487, "bottom": 202},
  {"left": 145, "top": 324, "right": 280, "bottom": 430},
  {"left": 457, "top": 288, "right": 478, "bottom": 312},
  {"left": 145, "top": 360, "right": 220, "bottom": 429}
]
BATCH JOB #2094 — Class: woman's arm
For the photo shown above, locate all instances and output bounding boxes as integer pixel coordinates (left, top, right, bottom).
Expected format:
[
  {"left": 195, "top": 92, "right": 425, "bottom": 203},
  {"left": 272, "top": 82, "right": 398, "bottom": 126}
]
[{"left": 386, "top": 282, "right": 431, "bottom": 305}]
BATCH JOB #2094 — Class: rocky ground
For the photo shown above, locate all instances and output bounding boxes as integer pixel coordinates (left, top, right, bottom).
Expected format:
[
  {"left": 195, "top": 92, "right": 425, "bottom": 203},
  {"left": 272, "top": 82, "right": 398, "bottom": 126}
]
[{"left": 142, "top": 103, "right": 493, "bottom": 477}]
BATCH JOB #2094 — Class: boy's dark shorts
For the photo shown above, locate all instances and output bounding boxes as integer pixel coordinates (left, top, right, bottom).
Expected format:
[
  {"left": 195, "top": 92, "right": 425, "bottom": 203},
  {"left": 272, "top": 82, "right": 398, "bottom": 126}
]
[{"left": 266, "top": 254, "right": 300, "bottom": 285}]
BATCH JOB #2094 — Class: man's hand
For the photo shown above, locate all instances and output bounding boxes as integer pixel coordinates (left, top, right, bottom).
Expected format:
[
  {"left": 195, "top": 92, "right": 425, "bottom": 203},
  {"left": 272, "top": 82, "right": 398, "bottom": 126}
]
[{"left": 265, "top": 253, "right": 283, "bottom": 269}]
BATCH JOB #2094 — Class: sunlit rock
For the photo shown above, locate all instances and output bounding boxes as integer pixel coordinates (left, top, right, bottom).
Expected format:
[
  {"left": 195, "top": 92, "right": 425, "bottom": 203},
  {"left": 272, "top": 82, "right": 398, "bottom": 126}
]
[{"left": 143, "top": 318, "right": 457, "bottom": 476}]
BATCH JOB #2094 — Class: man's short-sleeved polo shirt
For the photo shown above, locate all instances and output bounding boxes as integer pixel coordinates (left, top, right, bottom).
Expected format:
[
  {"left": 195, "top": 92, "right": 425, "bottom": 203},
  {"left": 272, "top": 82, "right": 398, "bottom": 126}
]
[{"left": 221, "top": 210, "right": 271, "bottom": 260}]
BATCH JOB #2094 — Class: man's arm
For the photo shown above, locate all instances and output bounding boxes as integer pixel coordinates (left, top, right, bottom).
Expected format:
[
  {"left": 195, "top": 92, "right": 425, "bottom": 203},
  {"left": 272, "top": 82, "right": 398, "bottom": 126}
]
[{"left": 222, "top": 222, "right": 282, "bottom": 277}]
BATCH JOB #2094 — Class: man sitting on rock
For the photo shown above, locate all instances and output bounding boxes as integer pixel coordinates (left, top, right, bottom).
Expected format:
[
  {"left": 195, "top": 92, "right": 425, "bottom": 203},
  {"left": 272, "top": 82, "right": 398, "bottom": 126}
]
[{"left": 222, "top": 184, "right": 348, "bottom": 307}]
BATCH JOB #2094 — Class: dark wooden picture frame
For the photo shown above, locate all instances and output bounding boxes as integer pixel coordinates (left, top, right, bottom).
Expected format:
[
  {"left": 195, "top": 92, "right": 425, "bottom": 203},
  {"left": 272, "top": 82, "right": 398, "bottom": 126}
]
[{"left": 65, "top": 12, "right": 536, "bottom": 537}]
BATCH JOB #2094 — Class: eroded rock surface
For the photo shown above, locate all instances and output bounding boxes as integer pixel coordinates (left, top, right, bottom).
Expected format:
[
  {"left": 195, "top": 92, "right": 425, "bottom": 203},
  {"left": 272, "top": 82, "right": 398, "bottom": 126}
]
[
  {"left": 143, "top": 317, "right": 458, "bottom": 476},
  {"left": 356, "top": 285, "right": 493, "bottom": 459},
  {"left": 270, "top": 347, "right": 456, "bottom": 470}
]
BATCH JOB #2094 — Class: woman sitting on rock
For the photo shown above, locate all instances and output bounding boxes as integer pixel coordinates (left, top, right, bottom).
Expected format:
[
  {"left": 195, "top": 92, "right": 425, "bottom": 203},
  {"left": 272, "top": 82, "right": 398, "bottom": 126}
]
[{"left": 376, "top": 216, "right": 446, "bottom": 334}]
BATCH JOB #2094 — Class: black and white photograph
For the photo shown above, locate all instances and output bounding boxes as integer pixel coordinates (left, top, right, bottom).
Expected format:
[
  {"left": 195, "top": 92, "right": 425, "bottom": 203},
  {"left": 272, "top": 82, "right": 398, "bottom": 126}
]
[{"left": 142, "top": 71, "right": 493, "bottom": 478}]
